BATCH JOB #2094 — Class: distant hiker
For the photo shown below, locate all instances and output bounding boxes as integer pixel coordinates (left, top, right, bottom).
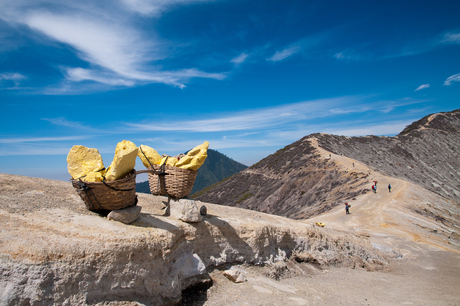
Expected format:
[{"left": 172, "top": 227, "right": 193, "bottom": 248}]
[
  {"left": 374, "top": 185, "right": 377, "bottom": 193},
  {"left": 374, "top": 180, "right": 378, "bottom": 186},
  {"left": 368, "top": 170, "right": 371, "bottom": 175},
  {"left": 345, "top": 202, "right": 350, "bottom": 214},
  {"left": 388, "top": 184, "right": 391, "bottom": 192},
  {"left": 329, "top": 154, "right": 331, "bottom": 158},
  {"left": 352, "top": 163, "right": 355, "bottom": 167}
]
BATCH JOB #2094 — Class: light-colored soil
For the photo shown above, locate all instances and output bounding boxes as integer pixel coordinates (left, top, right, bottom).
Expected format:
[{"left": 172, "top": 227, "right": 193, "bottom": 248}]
[{"left": 199, "top": 153, "right": 460, "bottom": 306}]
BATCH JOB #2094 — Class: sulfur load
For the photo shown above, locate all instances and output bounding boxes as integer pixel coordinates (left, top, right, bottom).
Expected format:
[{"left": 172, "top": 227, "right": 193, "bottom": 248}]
[
  {"left": 84, "top": 170, "right": 105, "bottom": 182},
  {"left": 175, "top": 141, "right": 209, "bottom": 171},
  {"left": 105, "top": 140, "right": 138, "bottom": 181},
  {"left": 160, "top": 156, "right": 178, "bottom": 167},
  {"left": 67, "top": 145, "right": 105, "bottom": 180},
  {"left": 138, "top": 145, "right": 162, "bottom": 168}
]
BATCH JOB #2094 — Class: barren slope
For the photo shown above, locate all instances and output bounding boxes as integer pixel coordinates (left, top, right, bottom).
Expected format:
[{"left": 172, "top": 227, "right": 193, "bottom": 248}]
[{"left": 194, "top": 109, "right": 460, "bottom": 220}]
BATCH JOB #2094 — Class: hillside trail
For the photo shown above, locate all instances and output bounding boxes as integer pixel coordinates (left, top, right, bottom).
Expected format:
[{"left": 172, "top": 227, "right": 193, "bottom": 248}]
[{"left": 204, "top": 150, "right": 460, "bottom": 306}]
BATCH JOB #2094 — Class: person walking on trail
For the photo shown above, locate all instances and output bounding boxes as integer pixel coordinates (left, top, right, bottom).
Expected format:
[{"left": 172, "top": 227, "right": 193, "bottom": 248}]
[
  {"left": 374, "top": 180, "right": 378, "bottom": 186},
  {"left": 345, "top": 202, "right": 350, "bottom": 214},
  {"left": 374, "top": 185, "right": 377, "bottom": 193},
  {"left": 388, "top": 184, "right": 391, "bottom": 192}
]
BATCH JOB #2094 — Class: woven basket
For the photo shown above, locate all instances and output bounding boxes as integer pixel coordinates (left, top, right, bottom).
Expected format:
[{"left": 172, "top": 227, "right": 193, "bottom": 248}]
[
  {"left": 71, "top": 170, "right": 137, "bottom": 211},
  {"left": 139, "top": 165, "right": 197, "bottom": 199}
]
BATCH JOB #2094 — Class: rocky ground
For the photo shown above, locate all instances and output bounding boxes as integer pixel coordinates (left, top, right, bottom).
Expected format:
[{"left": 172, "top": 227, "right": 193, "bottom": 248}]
[
  {"left": 1, "top": 155, "right": 460, "bottom": 305},
  {"left": 200, "top": 152, "right": 460, "bottom": 305},
  {"left": 1, "top": 173, "right": 391, "bottom": 305}
]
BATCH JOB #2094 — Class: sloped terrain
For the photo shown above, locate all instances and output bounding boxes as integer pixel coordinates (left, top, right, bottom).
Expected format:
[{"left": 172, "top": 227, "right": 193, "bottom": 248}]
[
  {"left": 0, "top": 174, "right": 387, "bottom": 305},
  {"left": 194, "top": 109, "right": 460, "bottom": 220}
]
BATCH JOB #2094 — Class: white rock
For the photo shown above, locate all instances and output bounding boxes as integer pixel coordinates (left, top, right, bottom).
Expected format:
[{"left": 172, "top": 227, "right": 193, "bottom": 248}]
[
  {"left": 170, "top": 198, "right": 203, "bottom": 223},
  {"left": 223, "top": 267, "right": 247, "bottom": 283}
]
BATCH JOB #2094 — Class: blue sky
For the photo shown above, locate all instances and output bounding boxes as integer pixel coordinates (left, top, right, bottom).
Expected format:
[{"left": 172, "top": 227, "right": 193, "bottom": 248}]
[{"left": 1, "top": 0, "right": 459, "bottom": 182}]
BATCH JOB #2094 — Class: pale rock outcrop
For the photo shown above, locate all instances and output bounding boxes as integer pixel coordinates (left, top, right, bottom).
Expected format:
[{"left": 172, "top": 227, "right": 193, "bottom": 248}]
[{"left": 0, "top": 174, "right": 389, "bottom": 305}]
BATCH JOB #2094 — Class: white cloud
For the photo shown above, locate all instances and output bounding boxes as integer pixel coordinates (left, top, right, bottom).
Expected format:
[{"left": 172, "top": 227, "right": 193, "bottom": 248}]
[
  {"left": 327, "top": 120, "right": 411, "bottom": 136},
  {"left": 0, "top": 136, "right": 90, "bottom": 144},
  {"left": 127, "top": 98, "right": 342, "bottom": 132},
  {"left": 231, "top": 52, "right": 249, "bottom": 65},
  {"left": 444, "top": 73, "right": 460, "bottom": 86},
  {"left": 126, "top": 95, "right": 415, "bottom": 133},
  {"left": 442, "top": 32, "right": 460, "bottom": 44},
  {"left": 0, "top": 72, "right": 26, "bottom": 86},
  {"left": 267, "top": 45, "right": 300, "bottom": 62},
  {"left": 415, "top": 84, "right": 430, "bottom": 91},
  {"left": 0, "top": 1, "right": 226, "bottom": 90},
  {"left": 120, "top": 0, "right": 216, "bottom": 16}
]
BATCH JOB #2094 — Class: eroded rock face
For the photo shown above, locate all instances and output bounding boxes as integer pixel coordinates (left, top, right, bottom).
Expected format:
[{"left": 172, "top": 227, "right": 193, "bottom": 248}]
[{"left": 0, "top": 174, "right": 388, "bottom": 305}]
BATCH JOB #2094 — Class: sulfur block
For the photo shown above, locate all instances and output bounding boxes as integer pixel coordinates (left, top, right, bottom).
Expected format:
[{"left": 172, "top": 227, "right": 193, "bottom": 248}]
[
  {"left": 175, "top": 141, "right": 209, "bottom": 171},
  {"left": 138, "top": 145, "right": 162, "bottom": 168},
  {"left": 160, "top": 156, "right": 178, "bottom": 167},
  {"left": 84, "top": 171, "right": 104, "bottom": 182},
  {"left": 105, "top": 140, "right": 138, "bottom": 181},
  {"left": 67, "top": 145, "right": 105, "bottom": 179}
]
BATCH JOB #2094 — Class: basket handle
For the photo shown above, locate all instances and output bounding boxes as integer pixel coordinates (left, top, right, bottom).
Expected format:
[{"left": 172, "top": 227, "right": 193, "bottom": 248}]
[{"left": 136, "top": 169, "right": 168, "bottom": 176}]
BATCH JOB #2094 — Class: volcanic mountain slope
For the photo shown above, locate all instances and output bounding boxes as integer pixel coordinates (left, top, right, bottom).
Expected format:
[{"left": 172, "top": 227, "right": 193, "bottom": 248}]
[{"left": 194, "top": 109, "right": 460, "bottom": 219}]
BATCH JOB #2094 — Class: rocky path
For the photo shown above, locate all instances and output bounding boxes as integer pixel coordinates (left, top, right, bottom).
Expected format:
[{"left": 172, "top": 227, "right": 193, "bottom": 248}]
[{"left": 203, "top": 152, "right": 460, "bottom": 306}]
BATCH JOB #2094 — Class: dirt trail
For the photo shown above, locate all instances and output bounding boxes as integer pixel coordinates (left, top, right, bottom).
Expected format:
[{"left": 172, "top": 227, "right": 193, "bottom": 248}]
[
  {"left": 309, "top": 148, "right": 452, "bottom": 250},
  {"left": 203, "top": 151, "right": 460, "bottom": 305}
]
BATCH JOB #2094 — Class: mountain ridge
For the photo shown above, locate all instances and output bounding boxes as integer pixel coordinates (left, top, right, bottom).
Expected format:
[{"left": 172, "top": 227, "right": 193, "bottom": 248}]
[{"left": 194, "top": 109, "right": 460, "bottom": 219}]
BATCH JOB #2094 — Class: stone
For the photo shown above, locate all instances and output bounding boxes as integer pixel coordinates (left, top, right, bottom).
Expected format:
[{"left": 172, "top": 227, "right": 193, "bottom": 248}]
[
  {"left": 107, "top": 205, "right": 142, "bottom": 224},
  {"left": 170, "top": 198, "right": 203, "bottom": 222},
  {"left": 223, "top": 267, "right": 247, "bottom": 283},
  {"left": 200, "top": 205, "right": 207, "bottom": 216}
]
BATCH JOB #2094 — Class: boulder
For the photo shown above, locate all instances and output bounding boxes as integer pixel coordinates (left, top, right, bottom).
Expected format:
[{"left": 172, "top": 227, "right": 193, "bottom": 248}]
[
  {"left": 223, "top": 267, "right": 248, "bottom": 283},
  {"left": 107, "top": 205, "right": 142, "bottom": 224},
  {"left": 170, "top": 198, "right": 203, "bottom": 222}
]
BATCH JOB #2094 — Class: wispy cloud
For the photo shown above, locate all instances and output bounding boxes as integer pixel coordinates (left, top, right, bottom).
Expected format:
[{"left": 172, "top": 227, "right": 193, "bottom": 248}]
[
  {"left": 267, "top": 45, "right": 300, "bottom": 62},
  {"left": 441, "top": 32, "right": 460, "bottom": 44},
  {"left": 231, "top": 52, "right": 249, "bottom": 65},
  {"left": 443, "top": 73, "right": 460, "bottom": 86},
  {"left": 120, "top": 0, "right": 217, "bottom": 17},
  {"left": 41, "top": 117, "right": 103, "bottom": 132},
  {"left": 0, "top": 72, "right": 26, "bottom": 86},
  {"left": 415, "top": 84, "right": 430, "bottom": 91},
  {"left": 0, "top": 135, "right": 90, "bottom": 144},
  {"left": 0, "top": 0, "right": 226, "bottom": 92},
  {"left": 126, "top": 95, "right": 421, "bottom": 133},
  {"left": 128, "top": 97, "right": 345, "bottom": 132},
  {"left": 327, "top": 120, "right": 412, "bottom": 136}
]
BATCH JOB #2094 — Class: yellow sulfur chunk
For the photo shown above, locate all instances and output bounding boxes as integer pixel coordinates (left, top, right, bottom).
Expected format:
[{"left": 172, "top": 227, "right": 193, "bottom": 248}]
[
  {"left": 105, "top": 140, "right": 138, "bottom": 181},
  {"left": 160, "top": 156, "right": 178, "bottom": 167},
  {"left": 67, "top": 145, "right": 105, "bottom": 179},
  {"left": 84, "top": 171, "right": 104, "bottom": 182},
  {"left": 175, "top": 141, "right": 209, "bottom": 171},
  {"left": 138, "top": 145, "right": 162, "bottom": 168}
]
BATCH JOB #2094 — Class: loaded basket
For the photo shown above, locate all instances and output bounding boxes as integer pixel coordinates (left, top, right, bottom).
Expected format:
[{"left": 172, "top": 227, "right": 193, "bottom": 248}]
[
  {"left": 71, "top": 169, "right": 138, "bottom": 211},
  {"left": 137, "top": 165, "right": 197, "bottom": 199},
  {"left": 138, "top": 147, "right": 198, "bottom": 199}
]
